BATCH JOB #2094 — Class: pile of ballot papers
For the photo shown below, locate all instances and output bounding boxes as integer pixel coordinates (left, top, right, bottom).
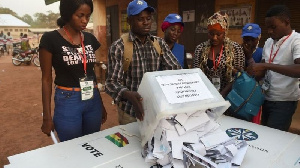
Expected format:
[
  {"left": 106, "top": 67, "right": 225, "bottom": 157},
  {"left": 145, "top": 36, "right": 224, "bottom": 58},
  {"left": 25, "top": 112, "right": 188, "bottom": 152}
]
[{"left": 141, "top": 110, "right": 248, "bottom": 168}]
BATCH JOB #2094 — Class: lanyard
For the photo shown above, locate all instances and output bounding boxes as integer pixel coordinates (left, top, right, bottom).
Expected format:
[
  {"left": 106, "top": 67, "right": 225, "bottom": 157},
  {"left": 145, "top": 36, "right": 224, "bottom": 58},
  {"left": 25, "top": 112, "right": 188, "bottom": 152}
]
[
  {"left": 212, "top": 45, "right": 224, "bottom": 70},
  {"left": 269, "top": 32, "right": 292, "bottom": 63},
  {"left": 63, "top": 27, "right": 87, "bottom": 75}
]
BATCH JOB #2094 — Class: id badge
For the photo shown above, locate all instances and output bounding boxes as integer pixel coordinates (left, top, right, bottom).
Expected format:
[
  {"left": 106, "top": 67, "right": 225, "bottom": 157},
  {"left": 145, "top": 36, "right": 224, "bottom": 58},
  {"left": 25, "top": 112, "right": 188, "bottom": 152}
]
[
  {"left": 261, "top": 71, "right": 270, "bottom": 92},
  {"left": 212, "top": 77, "right": 221, "bottom": 91},
  {"left": 79, "top": 76, "right": 94, "bottom": 101},
  {"left": 261, "top": 78, "right": 270, "bottom": 91}
]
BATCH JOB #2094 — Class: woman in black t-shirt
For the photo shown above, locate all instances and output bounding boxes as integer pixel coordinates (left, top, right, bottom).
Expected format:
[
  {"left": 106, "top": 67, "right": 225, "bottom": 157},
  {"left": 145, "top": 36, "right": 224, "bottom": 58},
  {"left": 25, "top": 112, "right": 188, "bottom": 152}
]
[{"left": 39, "top": 0, "right": 107, "bottom": 142}]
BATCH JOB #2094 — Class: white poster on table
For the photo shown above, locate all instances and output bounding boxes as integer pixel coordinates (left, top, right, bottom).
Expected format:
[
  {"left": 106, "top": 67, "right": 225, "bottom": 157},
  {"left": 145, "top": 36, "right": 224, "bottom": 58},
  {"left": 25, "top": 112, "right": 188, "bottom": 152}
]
[{"left": 156, "top": 73, "right": 213, "bottom": 104}]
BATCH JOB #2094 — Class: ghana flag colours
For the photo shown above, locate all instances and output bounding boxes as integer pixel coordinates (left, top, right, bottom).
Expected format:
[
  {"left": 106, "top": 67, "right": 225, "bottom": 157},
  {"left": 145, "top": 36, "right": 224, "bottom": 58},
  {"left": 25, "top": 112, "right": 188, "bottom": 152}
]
[{"left": 105, "top": 132, "right": 129, "bottom": 147}]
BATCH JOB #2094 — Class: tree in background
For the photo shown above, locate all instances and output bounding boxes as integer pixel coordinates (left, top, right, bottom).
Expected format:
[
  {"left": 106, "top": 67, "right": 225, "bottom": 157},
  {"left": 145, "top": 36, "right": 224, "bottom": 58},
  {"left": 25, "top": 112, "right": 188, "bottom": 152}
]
[
  {"left": 0, "top": 7, "right": 60, "bottom": 28},
  {"left": 0, "top": 7, "right": 18, "bottom": 17},
  {"left": 21, "top": 14, "right": 34, "bottom": 26},
  {"left": 32, "top": 11, "right": 60, "bottom": 28},
  {"left": 0, "top": 7, "right": 24, "bottom": 22}
]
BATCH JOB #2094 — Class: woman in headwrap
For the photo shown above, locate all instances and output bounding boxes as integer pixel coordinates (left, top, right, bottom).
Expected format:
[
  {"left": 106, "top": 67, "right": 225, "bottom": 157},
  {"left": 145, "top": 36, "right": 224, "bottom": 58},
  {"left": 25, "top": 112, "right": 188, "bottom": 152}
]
[
  {"left": 193, "top": 11, "right": 245, "bottom": 97},
  {"left": 161, "top": 14, "right": 188, "bottom": 69}
]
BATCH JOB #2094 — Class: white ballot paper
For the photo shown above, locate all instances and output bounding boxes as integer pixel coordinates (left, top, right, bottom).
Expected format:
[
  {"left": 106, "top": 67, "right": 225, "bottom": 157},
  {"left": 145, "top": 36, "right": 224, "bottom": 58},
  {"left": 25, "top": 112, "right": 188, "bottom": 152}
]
[
  {"left": 156, "top": 73, "right": 213, "bottom": 104},
  {"left": 200, "top": 132, "right": 232, "bottom": 149}
]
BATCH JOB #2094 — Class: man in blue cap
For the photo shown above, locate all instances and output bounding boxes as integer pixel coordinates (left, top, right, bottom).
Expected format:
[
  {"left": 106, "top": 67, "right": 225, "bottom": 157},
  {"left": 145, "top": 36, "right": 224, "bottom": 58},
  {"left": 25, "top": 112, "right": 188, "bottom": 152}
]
[
  {"left": 242, "top": 23, "right": 263, "bottom": 65},
  {"left": 106, "top": 0, "right": 181, "bottom": 125},
  {"left": 241, "top": 23, "right": 263, "bottom": 124},
  {"left": 161, "top": 14, "right": 188, "bottom": 68}
]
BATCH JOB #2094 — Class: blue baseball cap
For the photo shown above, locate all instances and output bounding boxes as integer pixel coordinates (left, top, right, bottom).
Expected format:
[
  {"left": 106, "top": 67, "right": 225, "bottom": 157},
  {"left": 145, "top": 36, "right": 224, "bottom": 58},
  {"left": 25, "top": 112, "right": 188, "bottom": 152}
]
[
  {"left": 164, "top": 14, "right": 184, "bottom": 26},
  {"left": 127, "top": 0, "right": 155, "bottom": 16},
  {"left": 242, "top": 23, "right": 261, "bottom": 38}
]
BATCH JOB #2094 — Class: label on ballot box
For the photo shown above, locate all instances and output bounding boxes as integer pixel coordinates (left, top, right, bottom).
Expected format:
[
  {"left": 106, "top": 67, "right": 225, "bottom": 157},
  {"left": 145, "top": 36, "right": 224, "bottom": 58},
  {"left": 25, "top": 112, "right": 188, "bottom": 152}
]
[{"left": 156, "top": 73, "right": 213, "bottom": 104}]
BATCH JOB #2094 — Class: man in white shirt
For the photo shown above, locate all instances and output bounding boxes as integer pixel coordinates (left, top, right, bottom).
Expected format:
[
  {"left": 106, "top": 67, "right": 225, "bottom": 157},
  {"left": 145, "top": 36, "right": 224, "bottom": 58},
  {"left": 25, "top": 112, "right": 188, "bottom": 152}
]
[
  {"left": 248, "top": 5, "right": 300, "bottom": 131},
  {"left": 6, "top": 32, "right": 13, "bottom": 55}
]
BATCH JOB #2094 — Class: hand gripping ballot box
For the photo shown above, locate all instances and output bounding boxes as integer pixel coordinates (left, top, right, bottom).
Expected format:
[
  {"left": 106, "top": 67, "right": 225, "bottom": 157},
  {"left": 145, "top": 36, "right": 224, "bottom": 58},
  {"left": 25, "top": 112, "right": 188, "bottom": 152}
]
[{"left": 137, "top": 68, "right": 231, "bottom": 147}]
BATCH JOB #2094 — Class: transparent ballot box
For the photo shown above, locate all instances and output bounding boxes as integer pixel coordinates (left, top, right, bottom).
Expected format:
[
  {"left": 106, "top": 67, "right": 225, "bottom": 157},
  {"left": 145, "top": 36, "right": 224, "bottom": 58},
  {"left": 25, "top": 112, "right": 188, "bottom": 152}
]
[{"left": 137, "top": 68, "right": 231, "bottom": 146}]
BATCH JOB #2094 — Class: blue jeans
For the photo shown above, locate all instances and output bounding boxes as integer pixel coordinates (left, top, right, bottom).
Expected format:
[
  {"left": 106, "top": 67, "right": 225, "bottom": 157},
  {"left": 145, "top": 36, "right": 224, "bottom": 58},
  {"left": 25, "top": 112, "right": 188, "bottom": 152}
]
[
  {"left": 53, "top": 88, "right": 103, "bottom": 142},
  {"left": 261, "top": 100, "right": 298, "bottom": 131}
]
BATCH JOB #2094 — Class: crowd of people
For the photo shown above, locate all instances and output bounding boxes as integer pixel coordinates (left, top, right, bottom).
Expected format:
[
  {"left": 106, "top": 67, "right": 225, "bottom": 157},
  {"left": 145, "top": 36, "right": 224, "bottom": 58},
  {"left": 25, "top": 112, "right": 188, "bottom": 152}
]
[
  {"left": 0, "top": 31, "right": 32, "bottom": 56},
  {"left": 38, "top": 0, "right": 300, "bottom": 142}
]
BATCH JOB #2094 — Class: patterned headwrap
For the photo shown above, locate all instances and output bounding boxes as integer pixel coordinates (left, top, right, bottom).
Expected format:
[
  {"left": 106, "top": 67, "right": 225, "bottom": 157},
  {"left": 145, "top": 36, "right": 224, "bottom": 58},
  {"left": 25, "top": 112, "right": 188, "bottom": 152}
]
[{"left": 207, "top": 11, "right": 229, "bottom": 33}]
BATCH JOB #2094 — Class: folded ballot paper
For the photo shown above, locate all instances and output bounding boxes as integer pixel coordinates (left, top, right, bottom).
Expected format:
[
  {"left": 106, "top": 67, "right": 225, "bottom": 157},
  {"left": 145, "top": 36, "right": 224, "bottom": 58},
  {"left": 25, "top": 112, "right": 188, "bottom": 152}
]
[{"left": 137, "top": 69, "right": 248, "bottom": 168}]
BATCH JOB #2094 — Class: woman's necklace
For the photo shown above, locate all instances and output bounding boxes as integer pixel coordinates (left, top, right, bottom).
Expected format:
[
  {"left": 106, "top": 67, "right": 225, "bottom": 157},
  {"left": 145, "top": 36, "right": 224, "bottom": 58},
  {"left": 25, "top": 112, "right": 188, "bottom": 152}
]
[
  {"left": 211, "top": 45, "right": 224, "bottom": 70},
  {"left": 63, "top": 26, "right": 80, "bottom": 46}
]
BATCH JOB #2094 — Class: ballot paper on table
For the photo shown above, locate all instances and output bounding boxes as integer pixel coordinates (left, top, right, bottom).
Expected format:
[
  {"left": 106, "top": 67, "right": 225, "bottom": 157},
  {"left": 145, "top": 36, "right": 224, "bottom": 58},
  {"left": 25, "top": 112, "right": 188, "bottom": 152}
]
[
  {"left": 144, "top": 113, "right": 240, "bottom": 168},
  {"left": 200, "top": 132, "right": 231, "bottom": 149}
]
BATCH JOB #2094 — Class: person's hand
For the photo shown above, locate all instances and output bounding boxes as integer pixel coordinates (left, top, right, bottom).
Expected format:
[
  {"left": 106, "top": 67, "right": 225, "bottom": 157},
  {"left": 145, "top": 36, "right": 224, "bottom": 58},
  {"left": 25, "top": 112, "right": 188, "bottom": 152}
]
[
  {"left": 247, "top": 63, "right": 267, "bottom": 79},
  {"left": 122, "top": 91, "right": 144, "bottom": 121},
  {"left": 232, "top": 66, "right": 244, "bottom": 76},
  {"left": 242, "top": 43, "right": 255, "bottom": 60},
  {"left": 41, "top": 118, "right": 54, "bottom": 136},
  {"left": 101, "top": 105, "right": 107, "bottom": 124}
]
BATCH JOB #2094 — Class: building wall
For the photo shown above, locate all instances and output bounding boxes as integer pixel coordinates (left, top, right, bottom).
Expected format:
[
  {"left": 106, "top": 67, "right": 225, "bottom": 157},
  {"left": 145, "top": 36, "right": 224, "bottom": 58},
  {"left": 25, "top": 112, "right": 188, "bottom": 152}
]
[
  {"left": 106, "top": 0, "right": 131, "bottom": 36},
  {"left": 215, "top": 0, "right": 256, "bottom": 44},
  {"left": 156, "top": 0, "right": 179, "bottom": 38},
  {"left": 255, "top": 0, "right": 300, "bottom": 48},
  {"left": 178, "top": 0, "right": 216, "bottom": 52},
  {"left": 93, "top": 0, "right": 108, "bottom": 84},
  {"left": 0, "top": 26, "right": 29, "bottom": 39},
  {"left": 94, "top": 0, "right": 107, "bottom": 62}
]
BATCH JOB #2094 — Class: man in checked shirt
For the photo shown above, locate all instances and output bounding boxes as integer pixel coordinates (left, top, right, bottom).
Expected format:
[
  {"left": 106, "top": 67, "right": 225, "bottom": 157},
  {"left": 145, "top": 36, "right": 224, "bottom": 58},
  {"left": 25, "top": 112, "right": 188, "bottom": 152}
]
[{"left": 105, "top": 0, "right": 181, "bottom": 125}]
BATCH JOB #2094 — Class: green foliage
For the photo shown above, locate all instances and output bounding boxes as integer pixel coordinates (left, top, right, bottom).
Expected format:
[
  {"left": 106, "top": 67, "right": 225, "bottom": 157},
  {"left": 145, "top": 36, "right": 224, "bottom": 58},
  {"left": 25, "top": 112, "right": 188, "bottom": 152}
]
[
  {"left": 21, "top": 14, "right": 34, "bottom": 25},
  {"left": 0, "top": 7, "right": 18, "bottom": 17}
]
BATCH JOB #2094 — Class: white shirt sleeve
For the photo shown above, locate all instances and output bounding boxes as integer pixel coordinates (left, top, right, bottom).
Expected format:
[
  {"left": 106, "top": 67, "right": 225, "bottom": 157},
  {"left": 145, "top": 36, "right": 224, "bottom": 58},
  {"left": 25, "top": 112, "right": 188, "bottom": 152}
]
[
  {"left": 292, "top": 35, "right": 300, "bottom": 61},
  {"left": 262, "top": 38, "right": 272, "bottom": 62}
]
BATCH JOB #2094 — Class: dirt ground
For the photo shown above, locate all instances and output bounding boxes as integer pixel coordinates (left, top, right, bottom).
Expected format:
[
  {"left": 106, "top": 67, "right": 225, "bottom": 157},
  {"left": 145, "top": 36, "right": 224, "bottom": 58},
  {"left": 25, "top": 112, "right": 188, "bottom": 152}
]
[{"left": 0, "top": 55, "right": 118, "bottom": 167}]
